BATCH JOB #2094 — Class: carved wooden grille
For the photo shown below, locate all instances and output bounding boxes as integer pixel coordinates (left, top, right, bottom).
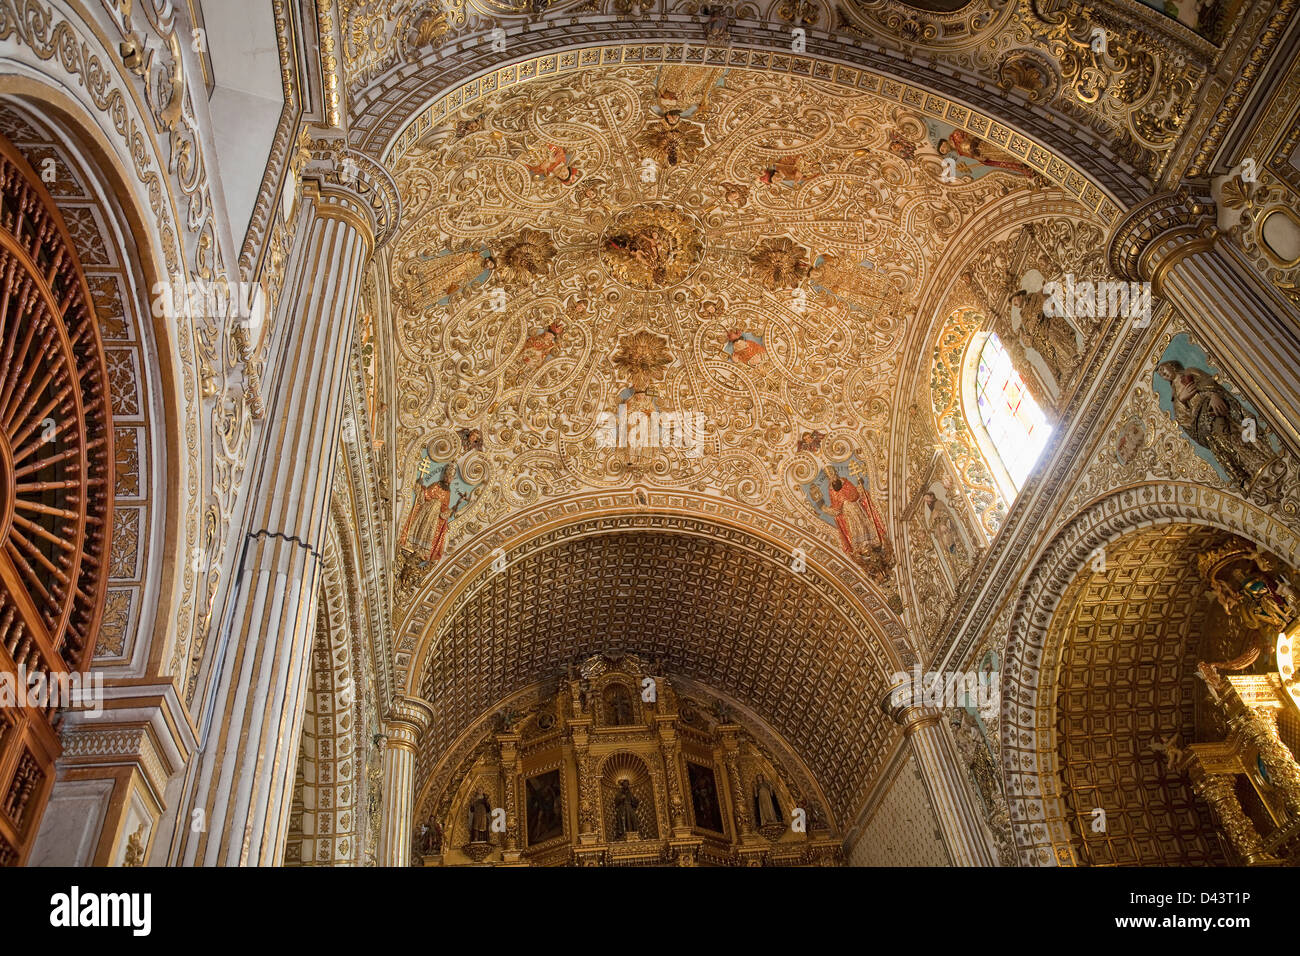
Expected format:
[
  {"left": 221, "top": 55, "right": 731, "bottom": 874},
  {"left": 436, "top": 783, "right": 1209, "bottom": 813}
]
[{"left": 0, "top": 134, "right": 113, "bottom": 866}]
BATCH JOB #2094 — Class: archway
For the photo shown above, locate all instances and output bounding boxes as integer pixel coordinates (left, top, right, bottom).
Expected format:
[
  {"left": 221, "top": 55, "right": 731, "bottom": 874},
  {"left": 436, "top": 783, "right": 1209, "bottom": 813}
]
[{"left": 1000, "top": 481, "right": 1300, "bottom": 865}]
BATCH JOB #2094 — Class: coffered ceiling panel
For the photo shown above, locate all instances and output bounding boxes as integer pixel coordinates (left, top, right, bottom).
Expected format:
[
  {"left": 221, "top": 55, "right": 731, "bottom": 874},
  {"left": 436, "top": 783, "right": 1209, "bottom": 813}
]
[{"left": 417, "top": 530, "right": 899, "bottom": 821}]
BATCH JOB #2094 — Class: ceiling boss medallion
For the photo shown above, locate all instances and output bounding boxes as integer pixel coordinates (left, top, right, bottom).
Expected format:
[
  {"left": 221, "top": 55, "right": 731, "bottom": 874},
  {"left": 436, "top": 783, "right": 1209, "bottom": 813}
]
[{"left": 599, "top": 204, "right": 705, "bottom": 291}]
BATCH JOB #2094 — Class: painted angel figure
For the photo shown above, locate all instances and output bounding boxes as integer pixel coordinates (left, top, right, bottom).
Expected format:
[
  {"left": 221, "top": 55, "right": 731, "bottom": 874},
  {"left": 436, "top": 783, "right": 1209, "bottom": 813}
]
[
  {"left": 757, "top": 154, "right": 820, "bottom": 186},
  {"left": 936, "top": 130, "right": 1033, "bottom": 177},
  {"left": 522, "top": 143, "right": 581, "bottom": 185},
  {"left": 652, "top": 65, "right": 720, "bottom": 125},
  {"left": 1149, "top": 733, "right": 1185, "bottom": 773},
  {"left": 724, "top": 328, "right": 767, "bottom": 366},
  {"left": 508, "top": 321, "right": 565, "bottom": 382}
]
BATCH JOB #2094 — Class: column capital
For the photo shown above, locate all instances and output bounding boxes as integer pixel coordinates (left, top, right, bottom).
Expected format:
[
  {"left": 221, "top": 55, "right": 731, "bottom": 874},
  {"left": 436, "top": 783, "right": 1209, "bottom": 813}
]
[
  {"left": 301, "top": 128, "right": 401, "bottom": 251},
  {"left": 1106, "top": 182, "right": 1217, "bottom": 286},
  {"left": 882, "top": 679, "right": 943, "bottom": 735},
  {"left": 384, "top": 695, "right": 434, "bottom": 752}
]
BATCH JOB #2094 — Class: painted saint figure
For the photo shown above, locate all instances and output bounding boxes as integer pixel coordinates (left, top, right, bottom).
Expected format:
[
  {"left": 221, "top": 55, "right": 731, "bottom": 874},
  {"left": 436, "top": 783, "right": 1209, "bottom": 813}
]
[
  {"left": 401, "top": 248, "right": 494, "bottom": 304},
  {"left": 824, "top": 466, "right": 887, "bottom": 559},
  {"left": 397, "top": 461, "right": 464, "bottom": 562},
  {"left": 937, "top": 130, "right": 1034, "bottom": 177}
]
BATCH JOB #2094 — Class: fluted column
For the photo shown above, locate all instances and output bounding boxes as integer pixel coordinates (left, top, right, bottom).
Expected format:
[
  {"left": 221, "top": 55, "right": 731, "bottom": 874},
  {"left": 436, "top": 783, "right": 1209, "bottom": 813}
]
[
  {"left": 171, "top": 157, "right": 391, "bottom": 865},
  {"left": 379, "top": 696, "right": 434, "bottom": 866},
  {"left": 1109, "top": 187, "right": 1300, "bottom": 452},
  {"left": 885, "top": 685, "right": 997, "bottom": 866}
]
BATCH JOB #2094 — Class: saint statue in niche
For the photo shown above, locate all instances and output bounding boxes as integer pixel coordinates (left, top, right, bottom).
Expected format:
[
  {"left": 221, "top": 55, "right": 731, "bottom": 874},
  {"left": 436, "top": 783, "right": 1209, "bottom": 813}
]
[
  {"left": 1009, "top": 286, "right": 1081, "bottom": 387},
  {"left": 1156, "top": 359, "right": 1277, "bottom": 490},
  {"left": 753, "top": 774, "right": 782, "bottom": 827},
  {"left": 921, "top": 490, "right": 965, "bottom": 560},
  {"left": 467, "top": 792, "right": 492, "bottom": 843},
  {"left": 613, "top": 780, "right": 640, "bottom": 839}
]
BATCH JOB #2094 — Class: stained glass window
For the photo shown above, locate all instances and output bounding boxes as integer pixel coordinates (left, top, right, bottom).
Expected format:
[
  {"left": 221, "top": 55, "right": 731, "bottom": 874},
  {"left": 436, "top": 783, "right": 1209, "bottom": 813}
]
[{"left": 974, "top": 332, "right": 1050, "bottom": 492}]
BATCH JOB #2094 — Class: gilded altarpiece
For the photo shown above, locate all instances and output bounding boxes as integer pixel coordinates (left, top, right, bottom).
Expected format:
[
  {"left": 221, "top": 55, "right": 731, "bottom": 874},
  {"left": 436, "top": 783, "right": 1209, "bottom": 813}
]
[{"left": 415, "top": 655, "right": 842, "bottom": 865}]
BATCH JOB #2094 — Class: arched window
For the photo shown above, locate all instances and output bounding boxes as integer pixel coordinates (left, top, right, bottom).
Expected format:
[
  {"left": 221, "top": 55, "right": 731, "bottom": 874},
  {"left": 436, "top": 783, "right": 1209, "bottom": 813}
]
[{"left": 966, "top": 332, "right": 1051, "bottom": 500}]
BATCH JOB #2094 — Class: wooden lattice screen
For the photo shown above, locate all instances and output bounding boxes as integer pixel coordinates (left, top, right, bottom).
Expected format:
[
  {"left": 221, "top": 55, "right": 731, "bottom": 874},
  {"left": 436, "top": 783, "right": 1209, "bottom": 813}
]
[{"left": 0, "top": 133, "right": 113, "bottom": 865}]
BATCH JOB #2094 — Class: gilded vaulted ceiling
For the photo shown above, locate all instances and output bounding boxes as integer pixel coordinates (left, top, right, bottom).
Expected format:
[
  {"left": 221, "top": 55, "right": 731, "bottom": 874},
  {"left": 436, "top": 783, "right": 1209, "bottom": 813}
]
[
  {"left": 414, "top": 528, "right": 898, "bottom": 823},
  {"left": 1046, "top": 524, "right": 1290, "bottom": 867},
  {"left": 386, "top": 65, "right": 1041, "bottom": 596}
]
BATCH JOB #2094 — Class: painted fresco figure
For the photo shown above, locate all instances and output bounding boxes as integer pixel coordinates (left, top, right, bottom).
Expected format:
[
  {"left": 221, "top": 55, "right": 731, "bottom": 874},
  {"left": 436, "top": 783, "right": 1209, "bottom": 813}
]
[
  {"left": 824, "top": 466, "right": 887, "bottom": 558},
  {"left": 937, "top": 129, "right": 1033, "bottom": 177},
  {"left": 397, "top": 462, "right": 456, "bottom": 562}
]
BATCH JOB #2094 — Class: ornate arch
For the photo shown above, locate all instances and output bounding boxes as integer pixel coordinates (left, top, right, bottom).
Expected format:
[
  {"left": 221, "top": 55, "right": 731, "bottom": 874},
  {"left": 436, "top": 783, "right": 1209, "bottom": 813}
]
[
  {"left": 397, "top": 489, "right": 915, "bottom": 693},
  {"left": 341, "top": 2, "right": 1204, "bottom": 210},
  {"left": 403, "top": 502, "right": 913, "bottom": 825},
  {"left": 999, "top": 480, "right": 1300, "bottom": 865}
]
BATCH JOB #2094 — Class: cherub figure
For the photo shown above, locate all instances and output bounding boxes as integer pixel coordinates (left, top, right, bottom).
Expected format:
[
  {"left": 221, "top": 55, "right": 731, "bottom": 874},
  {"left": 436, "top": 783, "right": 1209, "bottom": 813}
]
[
  {"left": 522, "top": 143, "right": 581, "bottom": 185},
  {"left": 1149, "top": 733, "right": 1186, "bottom": 773}
]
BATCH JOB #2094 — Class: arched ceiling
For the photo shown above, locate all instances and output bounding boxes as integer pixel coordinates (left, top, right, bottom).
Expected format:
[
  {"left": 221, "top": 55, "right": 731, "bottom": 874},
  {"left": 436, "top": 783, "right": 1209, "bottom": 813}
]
[
  {"left": 384, "top": 65, "right": 1047, "bottom": 595},
  {"left": 1049, "top": 524, "right": 1237, "bottom": 866},
  {"left": 414, "top": 528, "right": 899, "bottom": 822},
  {"left": 376, "top": 63, "right": 1110, "bottom": 821}
]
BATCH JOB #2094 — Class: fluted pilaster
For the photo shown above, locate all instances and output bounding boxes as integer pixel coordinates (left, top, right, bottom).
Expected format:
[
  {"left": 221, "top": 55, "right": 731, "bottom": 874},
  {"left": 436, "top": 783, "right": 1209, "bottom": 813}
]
[
  {"left": 885, "top": 683, "right": 996, "bottom": 866},
  {"left": 1109, "top": 187, "right": 1300, "bottom": 451},
  {"left": 170, "top": 171, "right": 383, "bottom": 865},
  {"left": 379, "top": 696, "right": 434, "bottom": 866}
]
